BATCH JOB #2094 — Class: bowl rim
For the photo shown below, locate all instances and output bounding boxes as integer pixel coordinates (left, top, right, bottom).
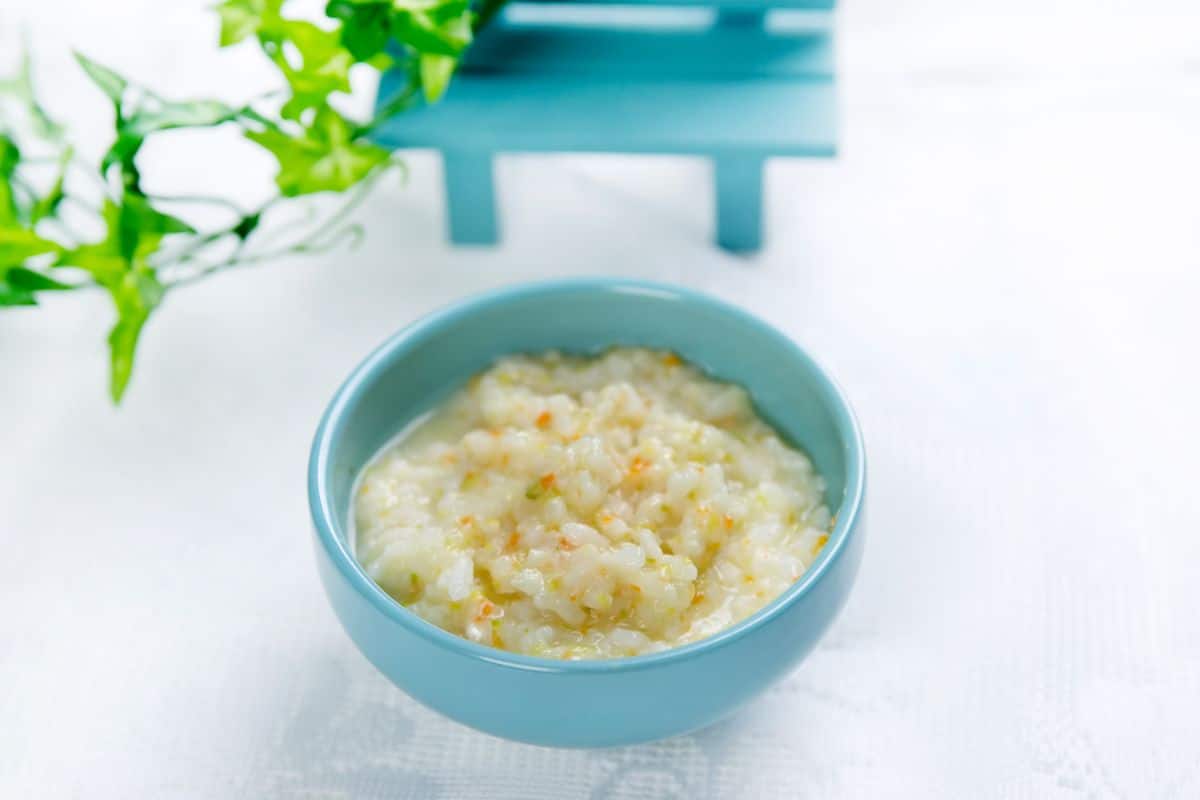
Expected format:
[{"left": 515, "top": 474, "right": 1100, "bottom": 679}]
[{"left": 308, "top": 277, "right": 866, "bottom": 675}]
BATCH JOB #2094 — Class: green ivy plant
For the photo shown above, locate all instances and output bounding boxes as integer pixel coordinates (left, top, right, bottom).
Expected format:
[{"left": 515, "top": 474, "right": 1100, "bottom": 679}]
[{"left": 1, "top": 0, "right": 502, "bottom": 401}]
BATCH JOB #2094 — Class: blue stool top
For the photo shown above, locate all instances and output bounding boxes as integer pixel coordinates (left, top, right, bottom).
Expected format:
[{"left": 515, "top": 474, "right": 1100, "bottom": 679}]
[{"left": 372, "top": 0, "right": 838, "bottom": 251}]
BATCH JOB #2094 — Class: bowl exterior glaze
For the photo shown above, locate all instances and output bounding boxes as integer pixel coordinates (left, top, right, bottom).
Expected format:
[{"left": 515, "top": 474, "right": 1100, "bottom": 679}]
[{"left": 309, "top": 278, "right": 866, "bottom": 747}]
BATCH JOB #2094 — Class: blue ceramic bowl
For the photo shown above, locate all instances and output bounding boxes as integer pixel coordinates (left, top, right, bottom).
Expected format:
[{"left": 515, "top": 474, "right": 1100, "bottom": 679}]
[{"left": 308, "top": 278, "right": 866, "bottom": 747}]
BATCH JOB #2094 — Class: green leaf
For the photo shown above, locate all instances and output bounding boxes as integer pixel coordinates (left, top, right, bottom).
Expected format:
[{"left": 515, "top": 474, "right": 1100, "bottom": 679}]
[
  {"left": 267, "top": 20, "right": 355, "bottom": 121},
  {"left": 424, "top": 0, "right": 472, "bottom": 25},
  {"left": 101, "top": 134, "right": 143, "bottom": 188},
  {"left": 390, "top": 0, "right": 466, "bottom": 14},
  {"left": 57, "top": 199, "right": 129, "bottom": 285},
  {"left": 0, "top": 48, "right": 65, "bottom": 139},
  {"left": 0, "top": 187, "right": 15, "bottom": 226},
  {"left": 399, "top": 6, "right": 470, "bottom": 101},
  {"left": 101, "top": 99, "right": 240, "bottom": 178},
  {"left": 59, "top": 194, "right": 189, "bottom": 282},
  {"left": 0, "top": 283, "right": 37, "bottom": 306},
  {"left": 117, "top": 193, "right": 196, "bottom": 260},
  {"left": 0, "top": 135, "right": 19, "bottom": 177},
  {"left": 232, "top": 211, "right": 262, "bottom": 240},
  {"left": 107, "top": 269, "right": 164, "bottom": 402},
  {"left": 0, "top": 227, "right": 61, "bottom": 266},
  {"left": 123, "top": 99, "right": 240, "bottom": 137},
  {"left": 390, "top": 10, "right": 470, "bottom": 57},
  {"left": 54, "top": 194, "right": 170, "bottom": 401},
  {"left": 0, "top": 264, "right": 73, "bottom": 308},
  {"left": 73, "top": 52, "right": 128, "bottom": 105},
  {"left": 246, "top": 108, "right": 391, "bottom": 196},
  {"left": 419, "top": 52, "right": 456, "bottom": 102},
  {"left": 365, "top": 51, "right": 394, "bottom": 70},
  {"left": 31, "top": 146, "right": 73, "bottom": 223},
  {"left": 216, "top": 0, "right": 284, "bottom": 46},
  {"left": 59, "top": 241, "right": 127, "bottom": 286},
  {"left": 77, "top": 51, "right": 240, "bottom": 185},
  {"left": 74, "top": 53, "right": 136, "bottom": 185},
  {"left": 122, "top": 192, "right": 196, "bottom": 238},
  {"left": 3, "top": 266, "right": 73, "bottom": 292},
  {"left": 326, "top": 0, "right": 393, "bottom": 62},
  {"left": 0, "top": 184, "right": 15, "bottom": 226},
  {"left": 0, "top": 135, "right": 20, "bottom": 224}
]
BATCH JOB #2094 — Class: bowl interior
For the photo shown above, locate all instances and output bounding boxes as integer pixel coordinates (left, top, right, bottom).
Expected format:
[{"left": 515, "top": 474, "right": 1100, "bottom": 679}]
[{"left": 318, "top": 281, "right": 860, "bottom": 556}]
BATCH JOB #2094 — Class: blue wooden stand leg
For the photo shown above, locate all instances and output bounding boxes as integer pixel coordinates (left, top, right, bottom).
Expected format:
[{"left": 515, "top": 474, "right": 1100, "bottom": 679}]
[
  {"left": 443, "top": 150, "right": 498, "bottom": 245},
  {"left": 715, "top": 156, "right": 764, "bottom": 252}
]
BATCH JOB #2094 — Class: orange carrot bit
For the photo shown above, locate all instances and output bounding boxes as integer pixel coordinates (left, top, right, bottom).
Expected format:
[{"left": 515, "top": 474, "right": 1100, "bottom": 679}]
[
  {"left": 558, "top": 536, "right": 576, "bottom": 551},
  {"left": 474, "top": 600, "right": 496, "bottom": 622},
  {"left": 459, "top": 515, "right": 474, "bottom": 526},
  {"left": 505, "top": 531, "right": 521, "bottom": 551},
  {"left": 535, "top": 411, "right": 553, "bottom": 428},
  {"left": 691, "top": 592, "right": 706, "bottom": 606},
  {"left": 723, "top": 514, "right": 735, "bottom": 530},
  {"left": 663, "top": 352, "right": 682, "bottom": 366},
  {"left": 539, "top": 473, "right": 556, "bottom": 489}
]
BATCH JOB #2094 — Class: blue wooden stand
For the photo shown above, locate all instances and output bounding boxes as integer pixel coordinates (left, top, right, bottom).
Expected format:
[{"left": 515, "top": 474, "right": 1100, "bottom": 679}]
[{"left": 372, "top": 0, "right": 837, "bottom": 252}]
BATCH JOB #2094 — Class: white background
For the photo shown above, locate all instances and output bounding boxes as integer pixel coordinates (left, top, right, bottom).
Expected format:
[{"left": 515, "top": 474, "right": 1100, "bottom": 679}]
[{"left": 3, "top": 1, "right": 1200, "bottom": 797}]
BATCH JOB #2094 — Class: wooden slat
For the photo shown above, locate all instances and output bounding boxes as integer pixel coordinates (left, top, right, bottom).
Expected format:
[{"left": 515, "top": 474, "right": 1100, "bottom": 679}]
[
  {"left": 463, "top": 23, "right": 833, "bottom": 80},
  {"left": 512, "top": 0, "right": 835, "bottom": 9},
  {"left": 373, "top": 71, "right": 835, "bottom": 156},
  {"left": 373, "top": 12, "right": 837, "bottom": 158}
]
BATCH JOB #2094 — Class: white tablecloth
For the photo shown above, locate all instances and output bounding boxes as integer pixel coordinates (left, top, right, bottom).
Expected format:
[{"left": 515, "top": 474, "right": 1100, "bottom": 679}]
[{"left": 4, "top": 1, "right": 1200, "bottom": 796}]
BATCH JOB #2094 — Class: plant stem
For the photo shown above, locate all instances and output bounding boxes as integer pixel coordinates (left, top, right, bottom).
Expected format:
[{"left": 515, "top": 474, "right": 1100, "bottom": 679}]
[
  {"left": 163, "top": 165, "right": 390, "bottom": 288},
  {"left": 153, "top": 196, "right": 281, "bottom": 269},
  {"left": 146, "top": 194, "right": 249, "bottom": 215},
  {"left": 356, "top": 78, "right": 419, "bottom": 138}
]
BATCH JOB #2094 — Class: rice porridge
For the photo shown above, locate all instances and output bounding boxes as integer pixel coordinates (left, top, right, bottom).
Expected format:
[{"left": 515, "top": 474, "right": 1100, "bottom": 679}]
[{"left": 354, "top": 348, "right": 833, "bottom": 659}]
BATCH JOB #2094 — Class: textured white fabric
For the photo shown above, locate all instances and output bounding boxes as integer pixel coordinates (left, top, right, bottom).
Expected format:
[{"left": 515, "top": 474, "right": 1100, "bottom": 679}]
[{"left": 3, "top": 1, "right": 1200, "bottom": 797}]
